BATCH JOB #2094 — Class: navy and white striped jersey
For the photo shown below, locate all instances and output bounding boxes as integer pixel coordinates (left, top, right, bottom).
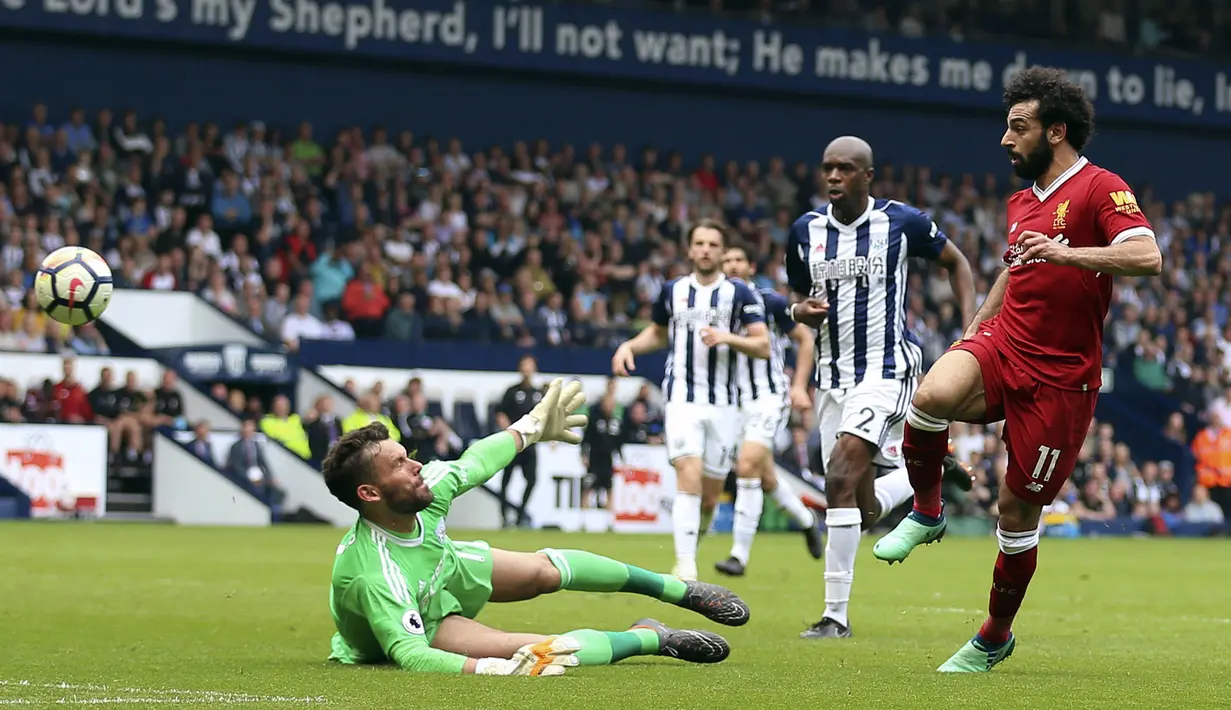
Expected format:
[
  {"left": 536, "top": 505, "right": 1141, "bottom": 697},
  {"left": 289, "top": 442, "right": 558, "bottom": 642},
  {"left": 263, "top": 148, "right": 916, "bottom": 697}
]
[
  {"left": 652, "top": 273, "right": 766, "bottom": 406},
  {"left": 735, "top": 285, "right": 795, "bottom": 404},
  {"left": 786, "top": 197, "right": 948, "bottom": 390}
]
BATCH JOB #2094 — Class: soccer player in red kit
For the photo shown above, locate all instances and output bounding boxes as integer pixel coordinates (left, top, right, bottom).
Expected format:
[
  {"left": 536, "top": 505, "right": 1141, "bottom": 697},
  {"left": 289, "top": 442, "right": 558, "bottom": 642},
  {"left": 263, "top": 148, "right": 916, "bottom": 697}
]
[{"left": 872, "top": 66, "right": 1163, "bottom": 672}]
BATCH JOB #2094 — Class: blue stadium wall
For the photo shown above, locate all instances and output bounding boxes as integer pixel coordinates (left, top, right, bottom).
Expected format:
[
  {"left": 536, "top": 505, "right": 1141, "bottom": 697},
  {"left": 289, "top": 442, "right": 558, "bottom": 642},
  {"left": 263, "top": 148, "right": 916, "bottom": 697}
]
[{"left": 0, "top": 32, "right": 1223, "bottom": 202}]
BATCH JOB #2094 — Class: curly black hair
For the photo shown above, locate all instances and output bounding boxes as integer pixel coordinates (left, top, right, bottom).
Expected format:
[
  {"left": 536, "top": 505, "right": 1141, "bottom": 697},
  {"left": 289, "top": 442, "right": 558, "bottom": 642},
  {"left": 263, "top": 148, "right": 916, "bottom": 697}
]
[
  {"left": 322, "top": 421, "right": 391, "bottom": 511},
  {"left": 1003, "top": 66, "right": 1096, "bottom": 152}
]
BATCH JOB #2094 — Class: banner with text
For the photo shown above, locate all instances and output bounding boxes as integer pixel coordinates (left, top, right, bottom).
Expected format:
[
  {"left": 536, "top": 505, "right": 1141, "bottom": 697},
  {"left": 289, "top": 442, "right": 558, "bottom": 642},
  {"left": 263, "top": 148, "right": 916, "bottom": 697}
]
[
  {"left": 0, "top": 424, "right": 108, "bottom": 519},
  {"left": 483, "top": 442, "right": 676, "bottom": 533},
  {"left": 2, "top": 0, "right": 1230, "bottom": 127}
]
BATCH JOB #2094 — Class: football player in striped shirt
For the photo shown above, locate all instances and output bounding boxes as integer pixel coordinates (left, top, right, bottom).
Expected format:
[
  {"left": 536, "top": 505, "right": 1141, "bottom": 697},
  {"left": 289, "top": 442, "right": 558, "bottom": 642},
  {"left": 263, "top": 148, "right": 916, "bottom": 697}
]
[
  {"left": 787, "top": 136, "right": 976, "bottom": 639},
  {"left": 714, "top": 240, "right": 825, "bottom": 577},
  {"left": 326, "top": 380, "right": 749, "bottom": 676},
  {"left": 612, "top": 220, "right": 770, "bottom": 581}
]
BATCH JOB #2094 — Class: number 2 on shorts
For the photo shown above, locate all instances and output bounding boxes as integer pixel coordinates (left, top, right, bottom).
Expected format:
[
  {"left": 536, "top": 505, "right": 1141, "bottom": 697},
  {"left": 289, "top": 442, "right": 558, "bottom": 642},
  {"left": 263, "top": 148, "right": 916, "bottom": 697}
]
[{"left": 1031, "top": 445, "right": 1061, "bottom": 482}]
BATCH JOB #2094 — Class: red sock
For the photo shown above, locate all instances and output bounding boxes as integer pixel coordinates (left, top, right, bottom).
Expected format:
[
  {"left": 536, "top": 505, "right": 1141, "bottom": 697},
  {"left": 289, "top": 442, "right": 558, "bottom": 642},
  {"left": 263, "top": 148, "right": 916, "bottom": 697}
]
[
  {"left": 903, "top": 419, "right": 948, "bottom": 518},
  {"left": 978, "top": 546, "right": 1039, "bottom": 646}
]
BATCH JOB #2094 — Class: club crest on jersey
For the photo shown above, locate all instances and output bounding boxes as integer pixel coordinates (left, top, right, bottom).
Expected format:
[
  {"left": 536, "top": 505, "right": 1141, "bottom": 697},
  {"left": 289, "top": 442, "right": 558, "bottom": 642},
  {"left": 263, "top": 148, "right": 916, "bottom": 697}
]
[{"left": 1052, "top": 200, "right": 1071, "bottom": 230}]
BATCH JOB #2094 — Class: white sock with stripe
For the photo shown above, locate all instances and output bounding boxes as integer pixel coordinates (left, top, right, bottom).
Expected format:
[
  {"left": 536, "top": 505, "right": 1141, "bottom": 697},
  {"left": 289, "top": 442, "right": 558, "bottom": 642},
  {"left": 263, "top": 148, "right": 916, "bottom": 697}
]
[
  {"left": 730, "top": 478, "right": 763, "bottom": 565},
  {"left": 672, "top": 492, "right": 702, "bottom": 578}
]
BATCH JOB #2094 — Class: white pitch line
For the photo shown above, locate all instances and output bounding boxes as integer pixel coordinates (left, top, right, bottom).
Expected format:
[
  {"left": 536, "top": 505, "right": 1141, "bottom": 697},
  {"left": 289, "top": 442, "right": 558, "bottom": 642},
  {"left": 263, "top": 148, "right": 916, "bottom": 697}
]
[{"left": 0, "top": 681, "right": 326, "bottom": 705}]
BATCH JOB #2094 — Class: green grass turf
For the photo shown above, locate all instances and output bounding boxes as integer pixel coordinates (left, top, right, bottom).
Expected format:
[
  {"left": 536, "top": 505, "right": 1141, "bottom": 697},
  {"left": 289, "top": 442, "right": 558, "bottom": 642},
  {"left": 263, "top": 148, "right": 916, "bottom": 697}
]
[{"left": 2, "top": 522, "right": 1230, "bottom": 708}]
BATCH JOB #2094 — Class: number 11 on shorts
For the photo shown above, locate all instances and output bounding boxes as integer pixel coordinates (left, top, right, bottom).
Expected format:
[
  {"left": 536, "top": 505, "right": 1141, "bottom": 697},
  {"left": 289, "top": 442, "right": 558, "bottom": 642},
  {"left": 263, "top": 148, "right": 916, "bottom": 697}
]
[{"left": 1032, "top": 445, "right": 1061, "bottom": 482}]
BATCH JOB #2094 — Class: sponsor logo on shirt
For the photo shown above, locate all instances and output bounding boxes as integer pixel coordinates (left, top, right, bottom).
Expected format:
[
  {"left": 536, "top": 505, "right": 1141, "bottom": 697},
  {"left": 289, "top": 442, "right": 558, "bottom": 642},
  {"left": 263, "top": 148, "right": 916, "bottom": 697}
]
[{"left": 1109, "top": 190, "right": 1141, "bottom": 215}]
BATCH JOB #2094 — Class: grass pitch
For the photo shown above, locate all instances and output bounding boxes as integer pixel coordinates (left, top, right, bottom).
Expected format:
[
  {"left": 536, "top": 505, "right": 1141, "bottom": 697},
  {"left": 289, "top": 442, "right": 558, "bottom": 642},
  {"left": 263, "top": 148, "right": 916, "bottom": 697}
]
[{"left": 2, "top": 522, "right": 1230, "bottom": 708}]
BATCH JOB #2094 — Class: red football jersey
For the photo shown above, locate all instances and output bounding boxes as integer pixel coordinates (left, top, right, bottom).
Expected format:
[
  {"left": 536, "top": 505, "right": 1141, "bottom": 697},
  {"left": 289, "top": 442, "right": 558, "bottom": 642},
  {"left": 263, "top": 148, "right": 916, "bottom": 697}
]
[{"left": 996, "top": 158, "right": 1154, "bottom": 391}]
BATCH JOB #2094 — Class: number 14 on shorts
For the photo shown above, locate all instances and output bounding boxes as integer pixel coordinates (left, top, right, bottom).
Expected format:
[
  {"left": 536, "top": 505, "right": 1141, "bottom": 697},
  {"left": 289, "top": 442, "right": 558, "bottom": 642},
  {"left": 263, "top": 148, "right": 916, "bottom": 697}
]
[{"left": 1027, "top": 445, "right": 1061, "bottom": 493}]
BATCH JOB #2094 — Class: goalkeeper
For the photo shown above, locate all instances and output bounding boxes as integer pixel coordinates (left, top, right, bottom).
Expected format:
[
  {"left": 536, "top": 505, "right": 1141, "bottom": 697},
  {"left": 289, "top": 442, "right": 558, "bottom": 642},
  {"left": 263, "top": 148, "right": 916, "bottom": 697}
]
[{"left": 326, "top": 379, "right": 749, "bottom": 676}]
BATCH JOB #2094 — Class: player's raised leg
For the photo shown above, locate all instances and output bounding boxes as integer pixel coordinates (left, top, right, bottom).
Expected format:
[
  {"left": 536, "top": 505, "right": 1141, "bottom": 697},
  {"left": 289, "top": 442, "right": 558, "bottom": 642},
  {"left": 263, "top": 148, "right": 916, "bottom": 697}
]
[
  {"left": 762, "top": 470, "right": 823, "bottom": 557},
  {"left": 488, "top": 548, "right": 750, "bottom": 626},
  {"left": 873, "top": 348, "right": 988, "bottom": 563}
]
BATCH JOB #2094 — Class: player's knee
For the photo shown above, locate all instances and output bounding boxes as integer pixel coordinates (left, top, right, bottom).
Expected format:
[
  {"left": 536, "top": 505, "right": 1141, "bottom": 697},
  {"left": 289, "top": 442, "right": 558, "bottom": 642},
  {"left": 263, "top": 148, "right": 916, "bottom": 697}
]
[
  {"left": 996, "top": 525, "right": 1040, "bottom": 555},
  {"left": 826, "top": 436, "right": 872, "bottom": 501},
  {"left": 997, "top": 489, "right": 1043, "bottom": 532},
  {"left": 532, "top": 550, "right": 565, "bottom": 593}
]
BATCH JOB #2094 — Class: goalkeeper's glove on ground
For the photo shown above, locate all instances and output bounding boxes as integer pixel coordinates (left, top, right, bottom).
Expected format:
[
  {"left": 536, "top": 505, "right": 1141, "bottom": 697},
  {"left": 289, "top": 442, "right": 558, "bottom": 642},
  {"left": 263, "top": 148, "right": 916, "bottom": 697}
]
[
  {"left": 508, "top": 378, "right": 588, "bottom": 446},
  {"left": 474, "top": 636, "right": 582, "bottom": 677}
]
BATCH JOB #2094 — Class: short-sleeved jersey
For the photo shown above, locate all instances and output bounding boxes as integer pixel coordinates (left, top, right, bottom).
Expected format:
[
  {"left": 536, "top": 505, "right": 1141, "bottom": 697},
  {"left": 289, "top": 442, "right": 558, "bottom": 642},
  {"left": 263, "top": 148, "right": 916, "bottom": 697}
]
[
  {"left": 652, "top": 273, "right": 766, "bottom": 406},
  {"left": 997, "top": 157, "right": 1154, "bottom": 391},
  {"left": 786, "top": 197, "right": 948, "bottom": 390},
  {"left": 328, "top": 447, "right": 501, "bottom": 673},
  {"left": 735, "top": 285, "right": 794, "bottom": 404}
]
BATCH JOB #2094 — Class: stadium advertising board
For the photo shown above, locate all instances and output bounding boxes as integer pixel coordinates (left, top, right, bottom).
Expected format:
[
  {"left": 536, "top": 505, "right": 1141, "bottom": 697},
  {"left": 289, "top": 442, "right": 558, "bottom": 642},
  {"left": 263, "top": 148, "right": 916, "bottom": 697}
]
[
  {"left": 482, "top": 442, "right": 674, "bottom": 533},
  {"left": 0, "top": 424, "right": 107, "bottom": 518},
  {"left": 161, "top": 344, "right": 296, "bottom": 386},
  {"left": 2, "top": 0, "right": 1230, "bottom": 128}
]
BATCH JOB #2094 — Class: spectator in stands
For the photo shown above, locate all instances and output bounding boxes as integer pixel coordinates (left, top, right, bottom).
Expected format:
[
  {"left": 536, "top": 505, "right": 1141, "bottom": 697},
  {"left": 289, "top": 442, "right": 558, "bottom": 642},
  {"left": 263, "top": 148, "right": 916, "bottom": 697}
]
[
  {"left": 304, "top": 394, "right": 342, "bottom": 462},
  {"left": 341, "top": 392, "right": 399, "bottom": 442},
  {"left": 0, "top": 378, "right": 22, "bottom": 423},
  {"left": 69, "top": 323, "right": 110, "bottom": 356},
  {"left": 226, "top": 418, "right": 283, "bottom": 507},
  {"left": 281, "top": 292, "right": 323, "bottom": 351},
  {"left": 188, "top": 420, "right": 218, "bottom": 467},
  {"left": 1192, "top": 414, "right": 1231, "bottom": 520},
  {"left": 383, "top": 292, "right": 423, "bottom": 342},
  {"left": 111, "top": 370, "right": 148, "bottom": 461},
  {"left": 261, "top": 394, "right": 311, "bottom": 459},
  {"left": 89, "top": 366, "right": 128, "bottom": 460},
  {"left": 51, "top": 357, "right": 92, "bottom": 424},
  {"left": 341, "top": 263, "right": 390, "bottom": 337},
  {"left": 154, "top": 370, "right": 186, "bottom": 431},
  {"left": 1074, "top": 468, "right": 1117, "bottom": 522},
  {"left": 1183, "top": 485, "right": 1226, "bottom": 532},
  {"left": 318, "top": 301, "right": 356, "bottom": 341}
]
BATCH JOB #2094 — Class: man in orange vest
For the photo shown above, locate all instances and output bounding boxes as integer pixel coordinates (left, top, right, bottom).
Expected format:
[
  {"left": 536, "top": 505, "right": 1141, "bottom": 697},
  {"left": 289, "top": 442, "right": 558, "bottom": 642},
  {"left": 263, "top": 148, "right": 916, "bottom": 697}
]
[{"left": 1191, "top": 413, "right": 1231, "bottom": 520}]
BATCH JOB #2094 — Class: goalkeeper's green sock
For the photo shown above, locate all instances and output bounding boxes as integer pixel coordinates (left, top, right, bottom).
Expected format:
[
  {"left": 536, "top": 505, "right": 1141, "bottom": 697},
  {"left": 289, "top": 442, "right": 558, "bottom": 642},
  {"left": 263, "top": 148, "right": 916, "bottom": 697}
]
[
  {"left": 564, "top": 628, "right": 660, "bottom": 665},
  {"left": 541, "top": 549, "right": 687, "bottom": 603}
]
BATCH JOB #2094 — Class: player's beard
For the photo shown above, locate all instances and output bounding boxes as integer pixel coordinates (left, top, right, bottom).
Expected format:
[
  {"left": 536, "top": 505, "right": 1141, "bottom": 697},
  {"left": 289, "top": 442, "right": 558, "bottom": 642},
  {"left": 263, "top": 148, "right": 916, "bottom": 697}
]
[
  {"left": 1011, "top": 140, "right": 1053, "bottom": 181},
  {"left": 383, "top": 485, "right": 433, "bottom": 515}
]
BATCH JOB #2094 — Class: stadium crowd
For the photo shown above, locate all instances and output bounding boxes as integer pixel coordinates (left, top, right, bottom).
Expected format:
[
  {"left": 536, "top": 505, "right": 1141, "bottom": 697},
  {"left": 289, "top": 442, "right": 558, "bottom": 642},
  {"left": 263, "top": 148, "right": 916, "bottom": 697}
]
[
  {"left": 644, "top": 0, "right": 1231, "bottom": 58},
  {"left": 0, "top": 95, "right": 1227, "bottom": 533}
]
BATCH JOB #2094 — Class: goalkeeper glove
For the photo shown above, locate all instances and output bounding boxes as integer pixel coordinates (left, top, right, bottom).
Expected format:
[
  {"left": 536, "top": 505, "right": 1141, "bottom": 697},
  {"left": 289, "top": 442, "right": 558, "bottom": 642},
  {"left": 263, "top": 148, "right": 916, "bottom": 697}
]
[
  {"left": 508, "top": 378, "right": 588, "bottom": 446},
  {"left": 474, "top": 636, "right": 582, "bottom": 677}
]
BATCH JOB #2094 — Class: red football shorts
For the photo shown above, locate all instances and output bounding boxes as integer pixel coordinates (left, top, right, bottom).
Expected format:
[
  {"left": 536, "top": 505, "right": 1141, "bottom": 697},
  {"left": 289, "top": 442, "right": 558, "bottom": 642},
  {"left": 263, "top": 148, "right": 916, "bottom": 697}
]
[{"left": 951, "top": 331, "right": 1098, "bottom": 505}]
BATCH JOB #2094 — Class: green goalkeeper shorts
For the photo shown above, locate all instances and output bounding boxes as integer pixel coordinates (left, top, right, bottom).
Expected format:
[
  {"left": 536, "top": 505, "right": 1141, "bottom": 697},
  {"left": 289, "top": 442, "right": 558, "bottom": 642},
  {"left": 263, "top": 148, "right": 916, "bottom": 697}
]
[{"left": 424, "top": 540, "right": 494, "bottom": 642}]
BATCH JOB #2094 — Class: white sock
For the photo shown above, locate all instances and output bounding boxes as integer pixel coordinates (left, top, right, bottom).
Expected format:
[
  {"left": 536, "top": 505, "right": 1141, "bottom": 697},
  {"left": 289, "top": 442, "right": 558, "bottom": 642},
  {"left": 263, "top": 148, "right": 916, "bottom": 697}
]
[
  {"left": 730, "top": 478, "right": 764, "bottom": 565},
  {"left": 769, "top": 476, "right": 816, "bottom": 527},
  {"left": 873, "top": 466, "right": 915, "bottom": 523},
  {"left": 823, "top": 507, "right": 862, "bottom": 627},
  {"left": 673, "top": 492, "right": 702, "bottom": 574}
]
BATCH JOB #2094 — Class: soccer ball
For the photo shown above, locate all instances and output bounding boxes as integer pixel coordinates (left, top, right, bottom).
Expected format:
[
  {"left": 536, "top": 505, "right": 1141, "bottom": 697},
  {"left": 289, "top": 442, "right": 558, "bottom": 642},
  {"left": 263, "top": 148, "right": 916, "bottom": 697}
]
[{"left": 35, "top": 246, "right": 114, "bottom": 326}]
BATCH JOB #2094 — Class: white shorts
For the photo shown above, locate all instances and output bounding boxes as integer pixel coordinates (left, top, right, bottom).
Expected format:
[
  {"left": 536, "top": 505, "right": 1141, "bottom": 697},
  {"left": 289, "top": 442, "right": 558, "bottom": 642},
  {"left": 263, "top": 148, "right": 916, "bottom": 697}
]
[
  {"left": 664, "top": 401, "right": 741, "bottom": 479},
  {"left": 817, "top": 377, "right": 916, "bottom": 470},
  {"left": 739, "top": 397, "right": 790, "bottom": 450}
]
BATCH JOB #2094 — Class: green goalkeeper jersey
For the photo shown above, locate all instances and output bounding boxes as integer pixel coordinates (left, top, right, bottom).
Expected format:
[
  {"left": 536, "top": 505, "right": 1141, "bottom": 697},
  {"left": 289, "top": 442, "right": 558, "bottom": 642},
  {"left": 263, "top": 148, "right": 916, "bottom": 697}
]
[{"left": 328, "top": 432, "right": 518, "bottom": 673}]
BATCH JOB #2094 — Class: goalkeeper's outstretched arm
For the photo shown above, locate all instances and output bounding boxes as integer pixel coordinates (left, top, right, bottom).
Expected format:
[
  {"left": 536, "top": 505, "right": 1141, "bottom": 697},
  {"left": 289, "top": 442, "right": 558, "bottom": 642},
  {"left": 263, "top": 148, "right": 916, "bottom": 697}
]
[{"left": 448, "top": 379, "right": 588, "bottom": 495}]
